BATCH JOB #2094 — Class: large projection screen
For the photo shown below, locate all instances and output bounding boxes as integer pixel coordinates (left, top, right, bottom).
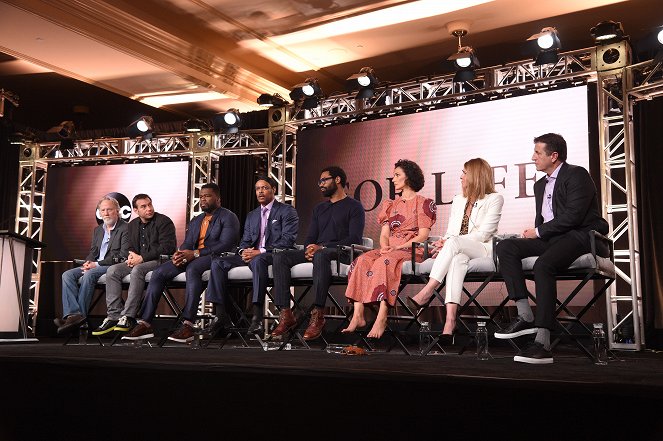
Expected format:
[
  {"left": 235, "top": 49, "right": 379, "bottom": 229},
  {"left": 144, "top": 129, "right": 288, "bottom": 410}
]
[
  {"left": 296, "top": 86, "right": 592, "bottom": 305},
  {"left": 42, "top": 161, "right": 189, "bottom": 262}
]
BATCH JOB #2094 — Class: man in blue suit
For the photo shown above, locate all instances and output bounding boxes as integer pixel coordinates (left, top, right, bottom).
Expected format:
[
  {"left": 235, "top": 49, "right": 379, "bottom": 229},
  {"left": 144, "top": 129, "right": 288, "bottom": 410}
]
[
  {"left": 205, "top": 176, "right": 299, "bottom": 335},
  {"left": 123, "top": 183, "right": 240, "bottom": 343}
]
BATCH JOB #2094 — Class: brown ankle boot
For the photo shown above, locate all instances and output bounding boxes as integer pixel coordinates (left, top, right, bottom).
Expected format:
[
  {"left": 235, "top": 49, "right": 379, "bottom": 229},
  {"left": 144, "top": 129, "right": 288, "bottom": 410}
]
[
  {"left": 303, "top": 307, "right": 326, "bottom": 341},
  {"left": 270, "top": 308, "right": 296, "bottom": 338}
]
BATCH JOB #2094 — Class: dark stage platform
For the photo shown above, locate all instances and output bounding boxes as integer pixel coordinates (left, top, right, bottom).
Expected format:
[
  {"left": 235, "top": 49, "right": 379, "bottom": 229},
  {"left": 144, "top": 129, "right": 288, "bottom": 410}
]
[{"left": 1, "top": 341, "right": 662, "bottom": 440}]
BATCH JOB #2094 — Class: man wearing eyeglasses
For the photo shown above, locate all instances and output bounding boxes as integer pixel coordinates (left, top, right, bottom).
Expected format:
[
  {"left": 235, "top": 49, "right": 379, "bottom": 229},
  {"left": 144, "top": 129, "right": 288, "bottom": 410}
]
[
  {"left": 55, "top": 196, "right": 130, "bottom": 334},
  {"left": 270, "top": 166, "right": 365, "bottom": 341}
]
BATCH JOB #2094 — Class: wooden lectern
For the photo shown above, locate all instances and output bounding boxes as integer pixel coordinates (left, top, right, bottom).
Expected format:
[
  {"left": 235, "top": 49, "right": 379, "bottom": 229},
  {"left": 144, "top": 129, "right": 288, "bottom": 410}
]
[{"left": 0, "top": 231, "right": 45, "bottom": 343}]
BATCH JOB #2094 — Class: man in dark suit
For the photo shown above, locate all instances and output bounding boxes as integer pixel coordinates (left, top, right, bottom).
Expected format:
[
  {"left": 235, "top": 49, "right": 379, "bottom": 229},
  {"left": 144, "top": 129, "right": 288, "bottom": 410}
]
[
  {"left": 92, "top": 193, "right": 177, "bottom": 336},
  {"left": 123, "top": 183, "right": 240, "bottom": 343},
  {"left": 205, "top": 176, "right": 299, "bottom": 335},
  {"left": 495, "top": 133, "right": 609, "bottom": 364},
  {"left": 56, "top": 196, "right": 130, "bottom": 334},
  {"left": 270, "top": 166, "right": 365, "bottom": 341}
]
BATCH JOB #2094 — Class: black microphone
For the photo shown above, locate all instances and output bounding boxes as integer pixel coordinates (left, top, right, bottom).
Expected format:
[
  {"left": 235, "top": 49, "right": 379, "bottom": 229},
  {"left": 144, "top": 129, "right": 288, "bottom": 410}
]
[{"left": 474, "top": 201, "right": 478, "bottom": 208}]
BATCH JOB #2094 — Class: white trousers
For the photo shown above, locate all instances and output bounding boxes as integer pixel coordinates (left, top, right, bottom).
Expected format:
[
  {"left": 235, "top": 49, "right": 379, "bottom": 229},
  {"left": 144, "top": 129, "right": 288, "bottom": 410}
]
[{"left": 429, "top": 236, "right": 488, "bottom": 305}]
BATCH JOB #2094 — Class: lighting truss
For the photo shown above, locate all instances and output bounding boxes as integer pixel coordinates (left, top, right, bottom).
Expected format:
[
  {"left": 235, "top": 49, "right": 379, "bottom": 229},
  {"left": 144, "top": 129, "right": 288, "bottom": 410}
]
[{"left": 289, "top": 48, "right": 594, "bottom": 126}]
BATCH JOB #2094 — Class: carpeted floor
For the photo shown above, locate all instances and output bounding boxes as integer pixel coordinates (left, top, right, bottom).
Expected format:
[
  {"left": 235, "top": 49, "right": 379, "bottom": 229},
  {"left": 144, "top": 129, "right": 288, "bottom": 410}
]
[{"left": 1, "top": 341, "right": 661, "bottom": 440}]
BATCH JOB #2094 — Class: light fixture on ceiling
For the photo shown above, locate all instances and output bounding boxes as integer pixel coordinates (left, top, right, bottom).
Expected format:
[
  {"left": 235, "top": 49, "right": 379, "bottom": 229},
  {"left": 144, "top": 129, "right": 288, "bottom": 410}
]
[
  {"left": 590, "top": 21, "right": 625, "bottom": 44},
  {"left": 289, "top": 78, "right": 323, "bottom": 109},
  {"left": 446, "top": 24, "right": 480, "bottom": 82},
  {"left": 213, "top": 109, "right": 242, "bottom": 134},
  {"left": 47, "top": 120, "right": 76, "bottom": 139},
  {"left": 527, "top": 27, "right": 561, "bottom": 66},
  {"left": 128, "top": 116, "right": 154, "bottom": 139},
  {"left": 257, "top": 93, "right": 289, "bottom": 107},
  {"left": 183, "top": 119, "right": 210, "bottom": 133},
  {"left": 346, "top": 67, "right": 379, "bottom": 99}
]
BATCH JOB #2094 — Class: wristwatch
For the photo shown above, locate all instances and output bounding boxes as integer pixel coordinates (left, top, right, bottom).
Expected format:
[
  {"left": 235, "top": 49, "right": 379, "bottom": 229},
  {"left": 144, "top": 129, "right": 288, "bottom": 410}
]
[{"left": 193, "top": 250, "right": 200, "bottom": 259}]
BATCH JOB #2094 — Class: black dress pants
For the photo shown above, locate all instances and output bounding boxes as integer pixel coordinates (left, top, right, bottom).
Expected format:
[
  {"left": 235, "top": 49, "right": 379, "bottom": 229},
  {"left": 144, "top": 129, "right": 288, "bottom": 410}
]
[
  {"left": 495, "top": 231, "right": 590, "bottom": 330},
  {"left": 272, "top": 248, "right": 338, "bottom": 308}
]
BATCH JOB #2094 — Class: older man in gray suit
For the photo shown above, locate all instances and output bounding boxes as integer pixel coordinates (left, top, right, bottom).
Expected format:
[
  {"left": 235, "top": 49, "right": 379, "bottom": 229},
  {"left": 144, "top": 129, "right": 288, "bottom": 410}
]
[{"left": 56, "top": 196, "right": 129, "bottom": 334}]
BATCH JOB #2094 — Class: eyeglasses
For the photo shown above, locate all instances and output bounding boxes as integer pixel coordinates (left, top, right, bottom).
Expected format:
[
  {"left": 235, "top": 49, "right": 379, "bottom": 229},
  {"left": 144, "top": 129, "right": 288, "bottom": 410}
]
[{"left": 318, "top": 176, "right": 334, "bottom": 185}]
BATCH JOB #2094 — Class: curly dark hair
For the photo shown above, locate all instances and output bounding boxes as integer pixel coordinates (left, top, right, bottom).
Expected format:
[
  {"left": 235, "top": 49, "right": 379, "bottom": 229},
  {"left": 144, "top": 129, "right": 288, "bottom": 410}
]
[{"left": 394, "top": 159, "right": 425, "bottom": 192}]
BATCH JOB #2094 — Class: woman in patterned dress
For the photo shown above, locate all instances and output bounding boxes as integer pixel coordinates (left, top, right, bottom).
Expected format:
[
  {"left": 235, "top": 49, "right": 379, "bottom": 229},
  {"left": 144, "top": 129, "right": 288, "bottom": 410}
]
[
  {"left": 343, "top": 159, "right": 436, "bottom": 338},
  {"left": 409, "top": 158, "right": 504, "bottom": 342}
]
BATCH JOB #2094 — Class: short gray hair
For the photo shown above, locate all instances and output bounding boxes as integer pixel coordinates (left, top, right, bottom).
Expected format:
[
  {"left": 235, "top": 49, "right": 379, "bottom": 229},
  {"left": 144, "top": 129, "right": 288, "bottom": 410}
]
[{"left": 97, "top": 196, "right": 120, "bottom": 211}]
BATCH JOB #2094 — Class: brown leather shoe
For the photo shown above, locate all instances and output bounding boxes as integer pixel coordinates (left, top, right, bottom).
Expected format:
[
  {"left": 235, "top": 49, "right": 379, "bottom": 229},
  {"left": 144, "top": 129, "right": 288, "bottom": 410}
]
[
  {"left": 56, "top": 314, "right": 86, "bottom": 334},
  {"left": 270, "top": 308, "right": 296, "bottom": 338},
  {"left": 303, "top": 307, "right": 326, "bottom": 341},
  {"left": 167, "top": 323, "right": 196, "bottom": 343}
]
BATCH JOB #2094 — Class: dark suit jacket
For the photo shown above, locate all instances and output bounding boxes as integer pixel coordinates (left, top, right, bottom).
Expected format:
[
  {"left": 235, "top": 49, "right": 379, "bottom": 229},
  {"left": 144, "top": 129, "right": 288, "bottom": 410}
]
[
  {"left": 85, "top": 220, "right": 130, "bottom": 266},
  {"left": 238, "top": 200, "right": 299, "bottom": 252},
  {"left": 127, "top": 212, "right": 177, "bottom": 262},
  {"left": 534, "top": 162, "right": 609, "bottom": 242},
  {"left": 180, "top": 207, "right": 240, "bottom": 256}
]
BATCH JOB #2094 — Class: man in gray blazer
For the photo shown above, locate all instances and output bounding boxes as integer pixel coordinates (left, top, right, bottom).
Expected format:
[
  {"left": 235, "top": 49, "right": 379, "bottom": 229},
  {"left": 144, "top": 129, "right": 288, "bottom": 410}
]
[
  {"left": 56, "top": 196, "right": 130, "bottom": 334},
  {"left": 205, "top": 176, "right": 299, "bottom": 336},
  {"left": 92, "top": 193, "right": 177, "bottom": 336}
]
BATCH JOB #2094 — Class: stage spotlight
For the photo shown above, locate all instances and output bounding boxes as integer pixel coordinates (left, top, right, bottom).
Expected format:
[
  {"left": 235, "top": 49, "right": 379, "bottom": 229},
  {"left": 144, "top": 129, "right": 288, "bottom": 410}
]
[
  {"left": 527, "top": 27, "right": 561, "bottom": 65},
  {"left": 289, "top": 78, "right": 322, "bottom": 109},
  {"left": 658, "top": 28, "right": 663, "bottom": 45},
  {"left": 346, "top": 67, "right": 379, "bottom": 99},
  {"left": 128, "top": 116, "right": 154, "bottom": 139},
  {"left": 183, "top": 119, "right": 210, "bottom": 132},
  {"left": 448, "top": 46, "right": 480, "bottom": 82},
  {"left": 591, "top": 21, "right": 625, "bottom": 44},
  {"left": 257, "top": 93, "right": 288, "bottom": 107},
  {"left": 213, "top": 109, "right": 242, "bottom": 134},
  {"left": 47, "top": 120, "right": 75, "bottom": 139}
]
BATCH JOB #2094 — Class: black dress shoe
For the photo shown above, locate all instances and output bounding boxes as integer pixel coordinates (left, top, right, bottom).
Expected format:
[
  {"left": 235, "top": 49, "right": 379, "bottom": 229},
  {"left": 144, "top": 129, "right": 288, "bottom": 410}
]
[
  {"left": 202, "top": 316, "right": 228, "bottom": 338},
  {"left": 494, "top": 316, "right": 538, "bottom": 339},
  {"left": 513, "top": 341, "right": 553, "bottom": 364},
  {"left": 438, "top": 333, "right": 455, "bottom": 346},
  {"left": 406, "top": 296, "right": 424, "bottom": 310},
  {"left": 246, "top": 318, "right": 264, "bottom": 335}
]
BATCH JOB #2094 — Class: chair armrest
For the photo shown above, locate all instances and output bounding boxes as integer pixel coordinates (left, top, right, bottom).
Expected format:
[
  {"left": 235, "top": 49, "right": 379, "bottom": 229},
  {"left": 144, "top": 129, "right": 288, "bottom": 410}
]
[
  {"left": 410, "top": 241, "right": 434, "bottom": 276},
  {"left": 73, "top": 259, "right": 86, "bottom": 266},
  {"left": 337, "top": 244, "right": 373, "bottom": 274},
  {"left": 492, "top": 234, "right": 521, "bottom": 272},
  {"left": 589, "top": 230, "right": 614, "bottom": 262}
]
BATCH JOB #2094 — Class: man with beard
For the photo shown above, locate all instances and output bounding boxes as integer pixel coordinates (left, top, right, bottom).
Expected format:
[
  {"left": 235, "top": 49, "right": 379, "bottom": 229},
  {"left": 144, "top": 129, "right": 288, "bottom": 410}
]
[
  {"left": 91, "top": 194, "right": 177, "bottom": 336},
  {"left": 123, "top": 183, "right": 240, "bottom": 342},
  {"left": 56, "top": 196, "right": 130, "bottom": 334},
  {"left": 270, "top": 166, "right": 365, "bottom": 341},
  {"left": 204, "top": 176, "right": 298, "bottom": 336}
]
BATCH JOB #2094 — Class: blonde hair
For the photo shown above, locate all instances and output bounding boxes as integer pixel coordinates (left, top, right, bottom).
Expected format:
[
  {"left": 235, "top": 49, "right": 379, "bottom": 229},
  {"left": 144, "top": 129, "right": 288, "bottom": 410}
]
[{"left": 463, "top": 158, "right": 496, "bottom": 201}]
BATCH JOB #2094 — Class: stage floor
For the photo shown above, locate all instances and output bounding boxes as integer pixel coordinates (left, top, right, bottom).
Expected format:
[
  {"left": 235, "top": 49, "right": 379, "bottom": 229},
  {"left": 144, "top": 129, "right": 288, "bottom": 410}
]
[{"left": 1, "top": 341, "right": 662, "bottom": 440}]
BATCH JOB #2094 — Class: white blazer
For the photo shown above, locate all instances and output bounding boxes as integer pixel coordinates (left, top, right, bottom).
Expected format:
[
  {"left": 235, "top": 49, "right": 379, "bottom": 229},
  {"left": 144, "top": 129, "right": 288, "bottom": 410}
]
[{"left": 443, "top": 192, "right": 504, "bottom": 255}]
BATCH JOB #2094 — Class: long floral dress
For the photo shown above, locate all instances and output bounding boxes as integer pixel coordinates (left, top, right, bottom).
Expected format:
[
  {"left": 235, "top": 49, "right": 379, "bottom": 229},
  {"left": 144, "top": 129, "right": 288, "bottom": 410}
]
[{"left": 345, "top": 195, "right": 436, "bottom": 306}]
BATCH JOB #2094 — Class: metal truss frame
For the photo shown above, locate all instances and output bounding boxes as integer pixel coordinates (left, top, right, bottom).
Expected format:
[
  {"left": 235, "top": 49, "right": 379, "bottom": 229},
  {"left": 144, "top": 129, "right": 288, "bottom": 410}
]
[
  {"left": 288, "top": 48, "right": 594, "bottom": 125},
  {"left": 14, "top": 45, "right": 655, "bottom": 349},
  {"left": 14, "top": 129, "right": 288, "bottom": 334},
  {"left": 286, "top": 46, "right": 646, "bottom": 351}
]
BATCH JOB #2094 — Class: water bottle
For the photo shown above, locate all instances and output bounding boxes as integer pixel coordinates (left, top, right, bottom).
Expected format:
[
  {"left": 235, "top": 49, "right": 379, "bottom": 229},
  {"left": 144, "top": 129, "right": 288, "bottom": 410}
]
[
  {"left": 592, "top": 323, "right": 608, "bottom": 365},
  {"left": 419, "top": 321, "right": 432, "bottom": 354},
  {"left": 78, "top": 324, "right": 88, "bottom": 345},
  {"left": 476, "top": 322, "right": 489, "bottom": 360}
]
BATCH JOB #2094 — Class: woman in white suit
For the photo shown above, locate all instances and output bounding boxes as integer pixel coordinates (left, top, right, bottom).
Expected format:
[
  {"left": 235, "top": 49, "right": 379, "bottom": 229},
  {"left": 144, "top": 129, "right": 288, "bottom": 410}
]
[{"left": 409, "top": 158, "right": 504, "bottom": 341}]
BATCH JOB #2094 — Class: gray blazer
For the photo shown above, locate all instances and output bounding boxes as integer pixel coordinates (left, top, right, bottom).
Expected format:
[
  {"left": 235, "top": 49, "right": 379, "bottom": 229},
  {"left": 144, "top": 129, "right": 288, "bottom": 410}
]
[{"left": 85, "top": 220, "right": 130, "bottom": 266}]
